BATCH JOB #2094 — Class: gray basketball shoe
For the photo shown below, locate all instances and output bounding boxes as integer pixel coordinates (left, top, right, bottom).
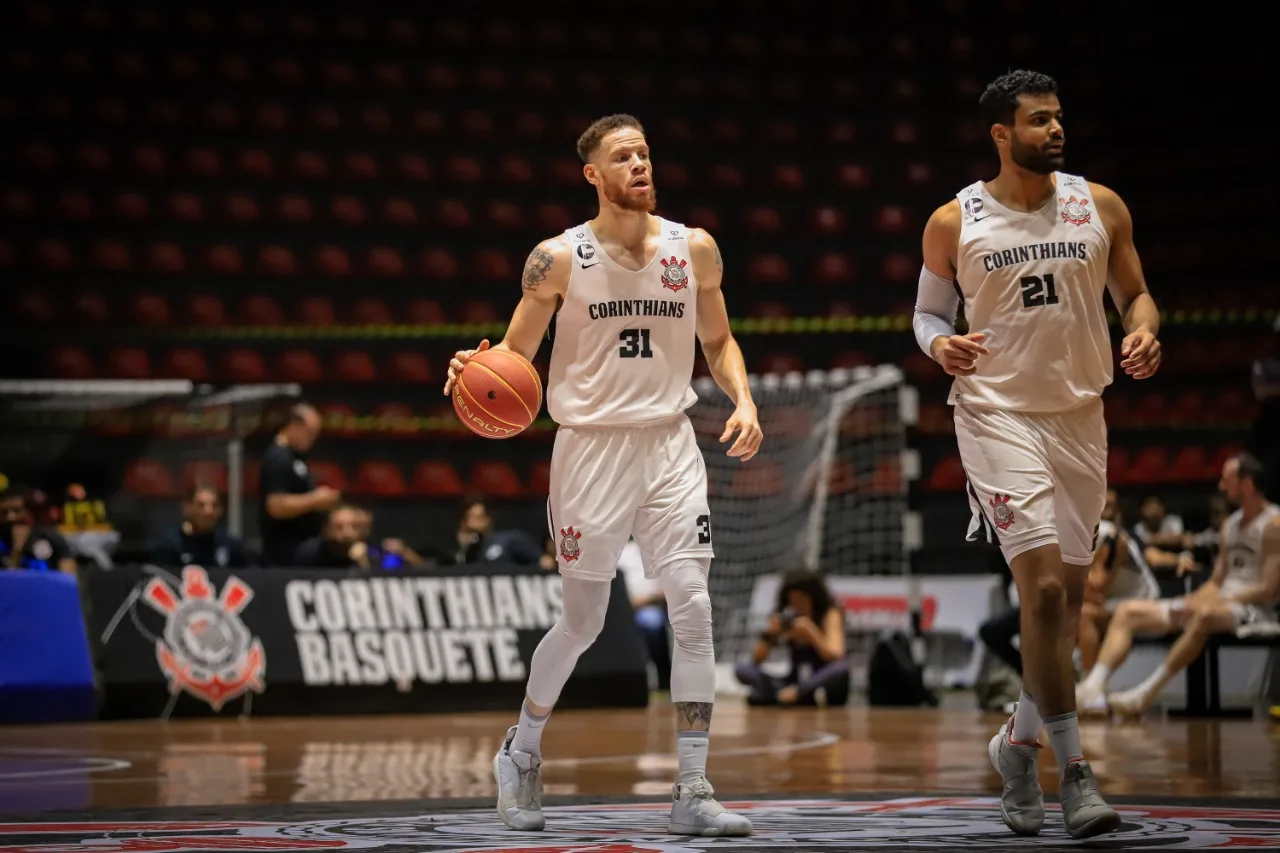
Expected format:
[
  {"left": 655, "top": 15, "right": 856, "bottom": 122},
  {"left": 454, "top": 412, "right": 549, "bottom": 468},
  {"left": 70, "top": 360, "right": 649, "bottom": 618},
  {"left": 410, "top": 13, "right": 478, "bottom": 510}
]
[
  {"left": 667, "top": 777, "right": 752, "bottom": 836},
  {"left": 493, "top": 725, "right": 544, "bottom": 831},
  {"left": 987, "top": 717, "right": 1045, "bottom": 835}
]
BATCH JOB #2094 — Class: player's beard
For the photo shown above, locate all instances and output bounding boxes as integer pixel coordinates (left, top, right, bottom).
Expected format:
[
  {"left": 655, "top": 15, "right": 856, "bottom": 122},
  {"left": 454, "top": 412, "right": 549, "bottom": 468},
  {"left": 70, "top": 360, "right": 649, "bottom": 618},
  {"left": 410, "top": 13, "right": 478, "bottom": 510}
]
[
  {"left": 1010, "top": 135, "right": 1064, "bottom": 175},
  {"left": 603, "top": 178, "right": 657, "bottom": 213}
]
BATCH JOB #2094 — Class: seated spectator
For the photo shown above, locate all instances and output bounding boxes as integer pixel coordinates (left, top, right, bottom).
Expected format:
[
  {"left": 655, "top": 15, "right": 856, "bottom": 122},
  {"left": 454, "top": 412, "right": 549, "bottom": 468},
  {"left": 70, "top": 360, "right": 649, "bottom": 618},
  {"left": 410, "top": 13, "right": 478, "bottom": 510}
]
[
  {"left": 294, "top": 503, "right": 425, "bottom": 571},
  {"left": 1077, "top": 496, "right": 1159, "bottom": 678},
  {"left": 1077, "top": 453, "right": 1280, "bottom": 717},
  {"left": 150, "top": 485, "right": 252, "bottom": 569},
  {"left": 1133, "top": 495, "right": 1185, "bottom": 552},
  {"left": 438, "top": 497, "right": 542, "bottom": 566},
  {"left": 0, "top": 483, "right": 75, "bottom": 574},
  {"left": 735, "top": 568, "right": 851, "bottom": 706},
  {"left": 616, "top": 538, "right": 671, "bottom": 691}
]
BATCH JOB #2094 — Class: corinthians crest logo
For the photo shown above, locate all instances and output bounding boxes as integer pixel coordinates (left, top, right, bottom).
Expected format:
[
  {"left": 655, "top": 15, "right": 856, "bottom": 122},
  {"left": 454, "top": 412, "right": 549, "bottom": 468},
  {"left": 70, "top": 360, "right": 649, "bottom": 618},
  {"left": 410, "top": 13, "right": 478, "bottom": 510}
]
[
  {"left": 559, "top": 526, "right": 582, "bottom": 562},
  {"left": 989, "top": 494, "right": 1016, "bottom": 530},
  {"left": 1060, "top": 194, "right": 1091, "bottom": 225},
  {"left": 142, "top": 566, "right": 266, "bottom": 711},
  {"left": 660, "top": 255, "right": 689, "bottom": 291}
]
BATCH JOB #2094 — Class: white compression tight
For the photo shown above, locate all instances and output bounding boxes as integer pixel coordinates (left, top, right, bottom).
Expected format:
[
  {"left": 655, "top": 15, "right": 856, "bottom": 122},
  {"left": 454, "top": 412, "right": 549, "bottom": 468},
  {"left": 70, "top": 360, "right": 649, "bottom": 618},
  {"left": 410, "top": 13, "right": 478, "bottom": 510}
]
[{"left": 524, "top": 557, "right": 716, "bottom": 708}]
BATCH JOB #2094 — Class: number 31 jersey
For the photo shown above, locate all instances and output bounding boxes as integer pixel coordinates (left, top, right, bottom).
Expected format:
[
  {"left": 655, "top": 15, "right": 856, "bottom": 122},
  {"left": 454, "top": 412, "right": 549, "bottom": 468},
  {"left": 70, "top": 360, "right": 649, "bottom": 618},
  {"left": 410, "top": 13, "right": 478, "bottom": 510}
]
[
  {"left": 950, "top": 173, "right": 1114, "bottom": 413},
  {"left": 546, "top": 218, "right": 700, "bottom": 427}
]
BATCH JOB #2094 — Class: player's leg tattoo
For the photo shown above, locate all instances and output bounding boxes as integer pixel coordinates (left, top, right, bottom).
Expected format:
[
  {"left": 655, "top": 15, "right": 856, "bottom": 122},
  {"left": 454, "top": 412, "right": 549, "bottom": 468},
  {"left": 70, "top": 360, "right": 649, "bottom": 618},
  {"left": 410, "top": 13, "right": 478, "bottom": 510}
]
[{"left": 676, "top": 701, "right": 713, "bottom": 731}]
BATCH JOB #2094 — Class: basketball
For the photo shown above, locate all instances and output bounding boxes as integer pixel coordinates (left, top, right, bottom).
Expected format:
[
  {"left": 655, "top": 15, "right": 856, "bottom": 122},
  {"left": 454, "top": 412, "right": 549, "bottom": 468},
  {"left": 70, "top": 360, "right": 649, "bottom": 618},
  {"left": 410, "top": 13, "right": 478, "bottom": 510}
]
[{"left": 452, "top": 348, "right": 543, "bottom": 439}]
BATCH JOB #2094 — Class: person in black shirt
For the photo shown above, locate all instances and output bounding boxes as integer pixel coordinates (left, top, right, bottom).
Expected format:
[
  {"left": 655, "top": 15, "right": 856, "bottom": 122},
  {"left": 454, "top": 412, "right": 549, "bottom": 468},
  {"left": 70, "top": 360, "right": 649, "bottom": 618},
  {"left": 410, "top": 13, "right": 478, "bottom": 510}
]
[
  {"left": 259, "top": 403, "right": 340, "bottom": 565},
  {"left": 0, "top": 483, "right": 76, "bottom": 574},
  {"left": 439, "top": 496, "right": 542, "bottom": 566},
  {"left": 151, "top": 485, "right": 251, "bottom": 569}
]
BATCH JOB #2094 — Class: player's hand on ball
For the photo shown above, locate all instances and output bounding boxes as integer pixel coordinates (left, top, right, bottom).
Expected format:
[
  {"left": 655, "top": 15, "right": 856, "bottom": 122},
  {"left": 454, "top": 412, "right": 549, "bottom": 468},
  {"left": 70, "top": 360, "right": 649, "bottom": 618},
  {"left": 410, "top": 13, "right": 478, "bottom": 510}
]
[
  {"left": 931, "top": 333, "right": 989, "bottom": 376},
  {"left": 443, "top": 339, "right": 491, "bottom": 395},
  {"left": 721, "top": 403, "right": 763, "bottom": 462},
  {"left": 1120, "top": 330, "right": 1161, "bottom": 379}
]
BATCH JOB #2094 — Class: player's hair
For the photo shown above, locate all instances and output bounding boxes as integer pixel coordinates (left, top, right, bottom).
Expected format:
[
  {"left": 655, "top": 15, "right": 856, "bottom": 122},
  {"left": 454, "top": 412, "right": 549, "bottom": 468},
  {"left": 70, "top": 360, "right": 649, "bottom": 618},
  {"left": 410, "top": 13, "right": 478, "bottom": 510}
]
[
  {"left": 978, "top": 69, "right": 1059, "bottom": 126},
  {"left": 776, "top": 567, "right": 836, "bottom": 619},
  {"left": 288, "top": 402, "right": 318, "bottom": 425},
  {"left": 185, "top": 484, "right": 222, "bottom": 503},
  {"left": 576, "top": 114, "right": 645, "bottom": 163},
  {"left": 1235, "top": 452, "right": 1267, "bottom": 493}
]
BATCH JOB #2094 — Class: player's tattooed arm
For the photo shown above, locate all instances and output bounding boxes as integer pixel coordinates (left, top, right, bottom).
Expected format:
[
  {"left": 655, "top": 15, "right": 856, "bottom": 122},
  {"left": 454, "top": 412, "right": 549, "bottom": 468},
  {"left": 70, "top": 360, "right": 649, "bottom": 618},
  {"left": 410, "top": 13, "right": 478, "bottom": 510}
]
[
  {"left": 714, "top": 244, "right": 722, "bottom": 273},
  {"left": 522, "top": 246, "right": 554, "bottom": 292},
  {"left": 676, "top": 701, "right": 714, "bottom": 731}
]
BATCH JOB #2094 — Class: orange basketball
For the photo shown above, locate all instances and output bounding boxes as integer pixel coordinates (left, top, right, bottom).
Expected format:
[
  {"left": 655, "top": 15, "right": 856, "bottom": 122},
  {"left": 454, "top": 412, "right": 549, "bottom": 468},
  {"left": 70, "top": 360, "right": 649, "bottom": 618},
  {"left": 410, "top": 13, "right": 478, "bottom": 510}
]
[{"left": 452, "top": 348, "right": 543, "bottom": 439}]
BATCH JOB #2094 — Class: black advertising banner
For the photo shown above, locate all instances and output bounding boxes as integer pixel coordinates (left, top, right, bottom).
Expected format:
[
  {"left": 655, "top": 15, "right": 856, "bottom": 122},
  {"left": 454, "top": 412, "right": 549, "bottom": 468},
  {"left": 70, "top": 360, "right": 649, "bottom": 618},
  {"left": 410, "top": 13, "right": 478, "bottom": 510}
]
[{"left": 85, "top": 564, "right": 650, "bottom": 719}]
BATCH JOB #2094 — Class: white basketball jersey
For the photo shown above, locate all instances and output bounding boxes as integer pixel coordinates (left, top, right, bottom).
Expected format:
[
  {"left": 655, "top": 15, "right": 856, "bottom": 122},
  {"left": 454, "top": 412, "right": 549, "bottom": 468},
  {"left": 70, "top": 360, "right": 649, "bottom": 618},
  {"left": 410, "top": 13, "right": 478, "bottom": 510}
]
[
  {"left": 1219, "top": 503, "right": 1280, "bottom": 602},
  {"left": 950, "top": 173, "right": 1113, "bottom": 413},
  {"left": 546, "top": 218, "right": 700, "bottom": 427}
]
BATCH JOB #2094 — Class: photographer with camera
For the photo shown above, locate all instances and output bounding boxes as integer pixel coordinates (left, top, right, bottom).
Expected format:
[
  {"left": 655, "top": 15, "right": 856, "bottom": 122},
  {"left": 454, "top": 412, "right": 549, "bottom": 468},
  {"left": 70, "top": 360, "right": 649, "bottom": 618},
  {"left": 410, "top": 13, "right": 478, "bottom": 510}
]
[{"left": 734, "top": 568, "right": 851, "bottom": 706}]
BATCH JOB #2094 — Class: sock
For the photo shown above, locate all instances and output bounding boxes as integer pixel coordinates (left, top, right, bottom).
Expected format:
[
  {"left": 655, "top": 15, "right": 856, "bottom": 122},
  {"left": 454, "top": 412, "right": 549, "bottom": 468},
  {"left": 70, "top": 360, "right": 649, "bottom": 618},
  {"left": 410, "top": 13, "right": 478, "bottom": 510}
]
[
  {"left": 1081, "top": 663, "right": 1112, "bottom": 694},
  {"left": 1128, "top": 663, "right": 1168, "bottom": 700},
  {"left": 677, "top": 730, "right": 709, "bottom": 786},
  {"left": 1010, "top": 689, "right": 1043, "bottom": 745},
  {"left": 1043, "top": 712, "right": 1085, "bottom": 777},
  {"left": 512, "top": 702, "right": 550, "bottom": 757}
]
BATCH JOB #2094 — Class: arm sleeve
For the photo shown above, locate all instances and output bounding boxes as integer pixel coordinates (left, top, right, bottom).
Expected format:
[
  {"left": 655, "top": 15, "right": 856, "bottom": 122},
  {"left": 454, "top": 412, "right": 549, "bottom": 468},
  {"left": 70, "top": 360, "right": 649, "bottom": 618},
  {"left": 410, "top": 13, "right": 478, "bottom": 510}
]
[{"left": 913, "top": 266, "right": 960, "bottom": 356}]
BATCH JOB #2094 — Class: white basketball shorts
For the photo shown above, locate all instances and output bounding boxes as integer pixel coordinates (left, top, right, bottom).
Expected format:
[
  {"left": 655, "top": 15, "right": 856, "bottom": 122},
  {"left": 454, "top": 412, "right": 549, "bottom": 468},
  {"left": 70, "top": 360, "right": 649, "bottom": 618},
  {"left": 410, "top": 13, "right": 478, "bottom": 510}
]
[
  {"left": 546, "top": 414, "right": 714, "bottom": 581},
  {"left": 956, "top": 398, "right": 1107, "bottom": 566}
]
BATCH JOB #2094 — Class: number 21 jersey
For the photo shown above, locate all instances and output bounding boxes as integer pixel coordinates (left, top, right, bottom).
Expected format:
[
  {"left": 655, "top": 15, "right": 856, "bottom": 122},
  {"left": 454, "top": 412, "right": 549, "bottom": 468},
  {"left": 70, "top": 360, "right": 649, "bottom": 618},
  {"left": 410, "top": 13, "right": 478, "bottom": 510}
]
[
  {"left": 951, "top": 173, "right": 1113, "bottom": 413},
  {"left": 546, "top": 218, "right": 700, "bottom": 427}
]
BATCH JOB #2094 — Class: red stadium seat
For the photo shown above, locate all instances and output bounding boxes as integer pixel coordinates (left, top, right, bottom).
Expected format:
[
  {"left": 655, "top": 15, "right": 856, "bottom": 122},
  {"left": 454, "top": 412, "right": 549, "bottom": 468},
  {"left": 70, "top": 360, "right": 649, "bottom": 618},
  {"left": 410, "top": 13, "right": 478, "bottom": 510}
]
[
  {"left": 745, "top": 207, "right": 782, "bottom": 232},
  {"left": 747, "top": 255, "right": 789, "bottom": 286},
  {"left": 461, "top": 301, "right": 498, "bottom": 324},
  {"left": 221, "top": 348, "right": 269, "bottom": 383},
  {"left": 124, "top": 459, "right": 176, "bottom": 498},
  {"left": 812, "top": 207, "right": 846, "bottom": 234},
  {"left": 527, "top": 461, "right": 552, "bottom": 496},
  {"left": 307, "top": 461, "right": 348, "bottom": 492},
  {"left": 92, "top": 239, "right": 133, "bottom": 271},
  {"left": 500, "top": 156, "right": 535, "bottom": 185},
  {"left": 387, "top": 352, "right": 432, "bottom": 383},
  {"left": 473, "top": 249, "right": 513, "bottom": 280},
  {"left": 205, "top": 244, "right": 243, "bottom": 274},
  {"left": 131, "top": 293, "right": 171, "bottom": 326},
  {"left": 731, "top": 462, "right": 786, "bottom": 497},
  {"left": 366, "top": 247, "right": 404, "bottom": 277},
  {"left": 71, "top": 293, "right": 110, "bottom": 325},
  {"left": 292, "top": 151, "right": 327, "bottom": 178},
  {"left": 925, "top": 456, "right": 967, "bottom": 492},
  {"left": 187, "top": 294, "right": 227, "bottom": 326},
  {"left": 383, "top": 198, "right": 419, "bottom": 225},
  {"left": 278, "top": 195, "right": 313, "bottom": 223},
  {"left": 148, "top": 242, "right": 186, "bottom": 273},
  {"left": 397, "top": 154, "right": 432, "bottom": 181},
  {"left": 1127, "top": 446, "right": 1170, "bottom": 484},
  {"left": 344, "top": 153, "right": 380, "bottom": 180},
  {"left": 710, "top": 165, "right": 744, "bottom": 190},
  {"left": 276, "top": 349, "right": 324, "bottom": 384},
  {"left": 223, "top": 194, "right": 260, "bottom": 222},
  {"left": 16, "top": 292, "right": 54, "bottom": 325},
  {"left": 772, "top": 165, "right": 805, "bottom": 191},
  {"left": 436, "top": 199, "right": 472, "bottom": 228},
  {"left": 184, "top": 149, "right": 220, "bottom": 177},
  {"left": 352, "top": 298, "right": 392, "bottom": 324},
  {"left": 238, "top": 149, "right": 274, "bottom": 178},
  {"left": 59, "top": 191, "right": 93, "bottom": 219},
  {"left": 535, "top": 203, "right": 572, "bottom": 232},
  {"left": 814, "top": 253, "right": 855, "bottom": 285},
  {"left": 331, "top": 196, "right": 366, "bottom": 226},
  {"left": 835, "top": 163, "right": 871, "bottom": 189},
  {"left": 35, "top": 238, "right": 73, "bottom": 270},
  {"left": 258, "top": 245, "right": 296, "bottom": 275},
  {"left": 315, "top": 245, "right": 352, "bottom": 276},
  {"left": 354, "top": 461, "right": 408, "bottom": 496},
  {"left": 317, "top": 403, "right": 359, "bottom": 436},
  {"left": 239, "top": 295, "right": 284, "bottom": 326},
  {"left": 297, "top": 297, "right": 336, "bottom": 325},
  {"left": 160, "top": 348, "right": 210, "bottom": 381},
  {"left": 48, "top": 346, "right": 96, "bottom": 379},
  {"left": 1107, "top": 448, "right": 1132, "bottom": 486},
  {"left": 372, "top": 403, "right": 417, "bottom": 433},
  {"left": 421, "top": 248, "right": 459, "bottom": 279},
  {"left": 874, "top": 205, "right": 911, "bottom": 235},
  {"left": 488, "top": 200, "right": 524, "bottom": 229},
  {"left": 470, "top": 462, "right": 522, "bottom": 498},
  {"left": 882, "top": 253, "right": 916, "bottom": 282},
  {"left": 182, "top": 460, "right": 229, "bottom": 494},
  {"left": 114, "top": 191, "right": 150, "bottom": 219},
  {"left": 406, "top": 299, "right": 445, "bottom": 325},
  {"left": 686, "top": 206, "right": 721, "bottom": 232},
  {"left": 1168, "top": 446, "right": 1213, "bottom": 483},
  {"left": 332, "top": 350, "right": 378, "bottom": 382},
  {"left": 412, "top": 460, "right": 464, "bottom": 496},
  {"left": 107, "top": 347, "right": 152, "bottom": 379}
]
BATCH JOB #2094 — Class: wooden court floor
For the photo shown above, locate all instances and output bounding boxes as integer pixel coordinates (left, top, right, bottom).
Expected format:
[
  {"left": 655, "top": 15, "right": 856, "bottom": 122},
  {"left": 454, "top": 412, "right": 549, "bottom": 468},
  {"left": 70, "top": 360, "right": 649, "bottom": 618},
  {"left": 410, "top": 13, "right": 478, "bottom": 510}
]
[{"left": 2, "top": 699, "right": 1278, "bottom": 812}]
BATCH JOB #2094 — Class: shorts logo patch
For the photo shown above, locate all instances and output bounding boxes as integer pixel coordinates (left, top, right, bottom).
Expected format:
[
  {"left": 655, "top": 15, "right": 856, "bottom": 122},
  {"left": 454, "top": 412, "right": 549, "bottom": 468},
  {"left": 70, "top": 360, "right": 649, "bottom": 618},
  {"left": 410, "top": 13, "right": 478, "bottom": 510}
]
[
  {"left": 989, "top": 494, "right": 1016, "bottom": 530},
  {"left": 559, "top": 526, "right": 582, "bottom": 562}
]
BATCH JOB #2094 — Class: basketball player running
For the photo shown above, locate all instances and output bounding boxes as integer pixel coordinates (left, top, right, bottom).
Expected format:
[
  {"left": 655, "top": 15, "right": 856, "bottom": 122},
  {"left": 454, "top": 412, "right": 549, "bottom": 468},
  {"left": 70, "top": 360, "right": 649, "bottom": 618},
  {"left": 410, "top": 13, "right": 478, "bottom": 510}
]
[
  {"left": 914, "top": 70, "right": 1162, "bottom": 839},
  {"left": 1077, "top": 453, "right": 1280, "bottom": 717},
  {"left": 443, "top": 114, "right": 762, "bottom": 836}
]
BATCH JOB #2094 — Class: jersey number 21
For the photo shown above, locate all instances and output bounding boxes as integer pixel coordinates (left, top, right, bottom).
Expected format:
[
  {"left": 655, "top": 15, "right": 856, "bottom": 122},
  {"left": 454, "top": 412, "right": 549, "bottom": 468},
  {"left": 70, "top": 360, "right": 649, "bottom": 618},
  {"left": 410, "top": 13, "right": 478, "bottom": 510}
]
[{"left": 1019, "top": 273, "right": 1059, "bottom": 308}]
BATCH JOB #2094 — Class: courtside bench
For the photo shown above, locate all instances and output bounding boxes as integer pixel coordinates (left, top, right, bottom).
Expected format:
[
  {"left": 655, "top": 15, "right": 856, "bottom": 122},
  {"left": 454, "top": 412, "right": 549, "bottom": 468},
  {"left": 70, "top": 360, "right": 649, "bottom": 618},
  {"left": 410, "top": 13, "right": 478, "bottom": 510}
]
[{"left": 1134, "top": 627, "right": 1280, "bottom": 718}]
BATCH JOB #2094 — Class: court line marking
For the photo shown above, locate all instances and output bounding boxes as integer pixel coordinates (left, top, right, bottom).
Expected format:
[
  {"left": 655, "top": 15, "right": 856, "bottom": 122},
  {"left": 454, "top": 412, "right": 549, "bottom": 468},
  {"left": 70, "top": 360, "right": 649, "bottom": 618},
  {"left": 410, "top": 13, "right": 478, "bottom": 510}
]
[
  {"left": 542, "top": 731, "right": 841, "bottom": 767},
  {"left": 0, "top": 749, "right": 132, "bottom": 780}
]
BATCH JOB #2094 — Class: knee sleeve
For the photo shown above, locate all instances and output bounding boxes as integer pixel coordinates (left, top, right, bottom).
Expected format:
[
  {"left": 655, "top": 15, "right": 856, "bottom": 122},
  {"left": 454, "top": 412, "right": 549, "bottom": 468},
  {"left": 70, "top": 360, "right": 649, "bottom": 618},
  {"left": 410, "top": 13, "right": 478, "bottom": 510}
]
[
  {"left": 525, "top": 576, "right": 612, "bottom": 708},
  {"left": 660, "top": 557, "right": 716, "bottom": 703}
]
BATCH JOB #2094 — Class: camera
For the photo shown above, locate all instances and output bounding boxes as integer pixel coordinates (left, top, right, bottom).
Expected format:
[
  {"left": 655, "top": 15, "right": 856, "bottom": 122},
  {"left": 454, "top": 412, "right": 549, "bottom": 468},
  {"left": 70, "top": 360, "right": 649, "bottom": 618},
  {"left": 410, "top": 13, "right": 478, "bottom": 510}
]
[{"left": 778, "top": 606, "right": 797, "bottom": 631}]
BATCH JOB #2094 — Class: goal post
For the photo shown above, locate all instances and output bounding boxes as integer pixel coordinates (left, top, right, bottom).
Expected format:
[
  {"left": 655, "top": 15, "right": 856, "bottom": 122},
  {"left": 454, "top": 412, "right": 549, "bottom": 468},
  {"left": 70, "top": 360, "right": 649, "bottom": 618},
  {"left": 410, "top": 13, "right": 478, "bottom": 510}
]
[
  {"left": 686, "top": 365, "right": 921, "bottom": 692},
  {"left": 0, "top": 380, "right": 300, "bottom": 556}
]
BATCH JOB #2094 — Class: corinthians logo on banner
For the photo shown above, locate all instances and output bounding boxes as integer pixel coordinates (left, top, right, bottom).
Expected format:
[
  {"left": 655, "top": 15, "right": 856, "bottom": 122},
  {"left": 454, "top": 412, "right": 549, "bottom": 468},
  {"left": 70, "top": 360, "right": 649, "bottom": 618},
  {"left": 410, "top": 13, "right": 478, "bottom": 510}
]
[
  {"left": 142, "top": 566, "right": 267, "bottom": 711},
  {"left": 284, "top": 573, "right": 564, "bottom": 688}
]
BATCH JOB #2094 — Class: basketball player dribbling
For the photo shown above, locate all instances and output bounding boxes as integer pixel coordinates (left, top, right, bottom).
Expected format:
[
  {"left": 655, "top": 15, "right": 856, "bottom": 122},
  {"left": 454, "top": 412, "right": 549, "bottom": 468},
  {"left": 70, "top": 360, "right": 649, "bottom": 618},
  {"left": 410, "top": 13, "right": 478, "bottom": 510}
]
[
  {"left": 913, "top": 70, "right": 1163, "bottom": 839},
  {"left": 443, "top": 114, "right": 762, "bottom": 836}
]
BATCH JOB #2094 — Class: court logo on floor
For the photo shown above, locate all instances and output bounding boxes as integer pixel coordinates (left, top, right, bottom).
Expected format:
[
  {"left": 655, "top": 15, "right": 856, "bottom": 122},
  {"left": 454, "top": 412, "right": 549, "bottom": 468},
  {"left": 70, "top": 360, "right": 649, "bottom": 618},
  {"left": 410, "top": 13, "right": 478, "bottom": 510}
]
[
  {"left": 5, "top": 798, "right": 1280, "bottom": 851},
  {"left": 142, "top": 565, "right": 266, "bottom": 711}
]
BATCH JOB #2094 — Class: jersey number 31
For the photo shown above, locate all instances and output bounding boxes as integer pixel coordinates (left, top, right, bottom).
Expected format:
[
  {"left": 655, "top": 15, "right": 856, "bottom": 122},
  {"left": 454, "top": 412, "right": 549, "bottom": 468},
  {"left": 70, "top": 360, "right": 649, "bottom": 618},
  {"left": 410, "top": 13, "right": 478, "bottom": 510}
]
[
  {"left": 1019, "top": 273, "right": 1060, "bottom": 308},
  {"left": 619, "top": 328, "right": 654, "bottom": 358}
]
